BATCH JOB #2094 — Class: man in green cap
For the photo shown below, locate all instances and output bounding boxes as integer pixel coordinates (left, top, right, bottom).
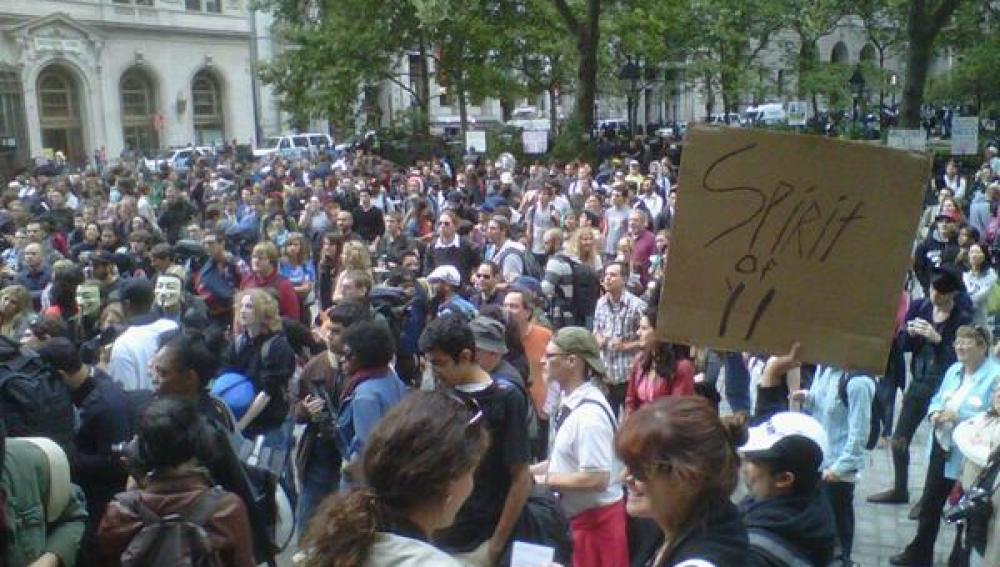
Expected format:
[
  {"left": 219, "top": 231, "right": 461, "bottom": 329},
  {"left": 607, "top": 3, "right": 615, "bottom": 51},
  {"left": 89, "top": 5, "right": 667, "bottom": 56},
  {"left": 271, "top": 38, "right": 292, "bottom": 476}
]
[{"left": 530, "top": 327, "right": 628, "bottom": 567}]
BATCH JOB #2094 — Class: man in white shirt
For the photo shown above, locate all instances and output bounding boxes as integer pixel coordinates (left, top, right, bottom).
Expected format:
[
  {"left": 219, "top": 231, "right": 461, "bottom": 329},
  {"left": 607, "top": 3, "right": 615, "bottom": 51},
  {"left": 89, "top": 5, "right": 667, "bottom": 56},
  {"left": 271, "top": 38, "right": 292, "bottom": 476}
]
[
  {"left": 531, "top": 327, "right": 628, "bottom": 567},
  {"left": 107, "top": 279, "right": 179, "bottom": 391}
]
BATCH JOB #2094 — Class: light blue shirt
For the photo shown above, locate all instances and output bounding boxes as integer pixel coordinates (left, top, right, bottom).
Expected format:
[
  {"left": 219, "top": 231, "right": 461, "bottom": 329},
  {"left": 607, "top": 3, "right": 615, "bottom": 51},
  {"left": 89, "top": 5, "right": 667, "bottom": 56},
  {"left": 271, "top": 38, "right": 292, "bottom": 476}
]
[
  {"left": 806, "top": 366, "right": 876, "bottom": 482},
  {"left": 928, "top": 357, "right": 1000, "bottom": 479}
]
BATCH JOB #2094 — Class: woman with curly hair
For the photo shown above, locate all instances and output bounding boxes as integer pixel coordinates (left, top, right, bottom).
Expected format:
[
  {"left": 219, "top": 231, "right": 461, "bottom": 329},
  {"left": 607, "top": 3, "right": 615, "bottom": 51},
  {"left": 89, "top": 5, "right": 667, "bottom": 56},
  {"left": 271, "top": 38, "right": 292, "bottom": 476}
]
[
  {"left": 332, "top": 240, "right": 373, "bottom": 303},
  {"left": 624, "top": 307, "right": 696, "bottom": 417},
  {"left": 0, "top": 285, "right": 36, "bottom": 341},
  {"left": 299, "top": 390, "right": 488, "bottom": 567}
]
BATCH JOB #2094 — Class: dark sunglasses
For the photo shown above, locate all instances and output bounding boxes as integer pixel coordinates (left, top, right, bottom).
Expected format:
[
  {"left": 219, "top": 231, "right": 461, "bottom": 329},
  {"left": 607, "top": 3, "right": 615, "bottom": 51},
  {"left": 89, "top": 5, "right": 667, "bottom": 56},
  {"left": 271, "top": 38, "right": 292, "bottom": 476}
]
[{"left": 448, "top": 393, "right": 484, "bottom": 428}]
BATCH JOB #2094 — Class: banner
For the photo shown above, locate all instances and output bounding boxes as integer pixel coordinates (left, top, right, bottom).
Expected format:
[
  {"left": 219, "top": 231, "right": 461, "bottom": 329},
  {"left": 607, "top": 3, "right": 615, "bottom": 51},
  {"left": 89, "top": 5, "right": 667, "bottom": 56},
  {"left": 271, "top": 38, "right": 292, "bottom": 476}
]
[
  {"left": 657, "top": 126, "right": 928, "bottom": 373},
  {"left": 522, "top": 130, "right": 548, "bottom": 154},
  {"left": 465, "top": 130, "right": 487, "bottom": 153},
  {"left": 887, "top": 129, "right": 927, "bottom": 152},
  {"left": 951, "top": 116, "right": 979, "bottom": 156}
]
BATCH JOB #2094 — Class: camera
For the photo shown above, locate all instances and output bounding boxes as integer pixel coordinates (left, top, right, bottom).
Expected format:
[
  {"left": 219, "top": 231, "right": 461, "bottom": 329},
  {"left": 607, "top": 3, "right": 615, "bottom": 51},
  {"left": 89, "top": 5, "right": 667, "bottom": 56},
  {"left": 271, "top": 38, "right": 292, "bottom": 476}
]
[{"left": 944, "top": 486, "right": 992, "bottom": 524}]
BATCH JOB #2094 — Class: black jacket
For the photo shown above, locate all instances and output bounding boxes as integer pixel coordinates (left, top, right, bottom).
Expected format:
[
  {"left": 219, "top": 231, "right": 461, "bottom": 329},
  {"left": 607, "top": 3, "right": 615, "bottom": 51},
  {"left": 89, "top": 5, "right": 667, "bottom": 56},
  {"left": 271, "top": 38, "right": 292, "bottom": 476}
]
[
  {"left": 740, "top": 493, "right": 836, "bottom": 567},
  {"left": 912, "top": 230, "right": 960, "bottom": 293},
  {"left": 644, "top": 499, "right": 748, "bottom": 567},
  {"left": 70, "top": 367, "right": 132, "bottom": 527}
]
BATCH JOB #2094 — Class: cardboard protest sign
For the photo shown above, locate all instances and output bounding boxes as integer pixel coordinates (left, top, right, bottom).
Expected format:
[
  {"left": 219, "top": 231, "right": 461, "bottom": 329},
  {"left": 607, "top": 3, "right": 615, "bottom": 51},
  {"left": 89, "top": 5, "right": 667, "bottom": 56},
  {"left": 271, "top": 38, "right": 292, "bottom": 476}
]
[
  {"left": 657, "top": 126, "right": 928, "bottom": 373},
  {"left": 951, "top": 117, "right": 979, "bottom": 156}
]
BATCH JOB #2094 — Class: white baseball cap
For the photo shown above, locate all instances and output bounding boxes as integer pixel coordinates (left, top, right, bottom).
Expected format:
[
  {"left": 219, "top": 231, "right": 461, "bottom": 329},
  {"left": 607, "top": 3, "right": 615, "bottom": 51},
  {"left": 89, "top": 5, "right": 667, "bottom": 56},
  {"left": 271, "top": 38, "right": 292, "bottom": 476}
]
[
  {"left": 427, "top": 265, "right": 461, "bottom": 287},
  {"left": 739, "top": 412, "right": 829, "bottom": 469}
]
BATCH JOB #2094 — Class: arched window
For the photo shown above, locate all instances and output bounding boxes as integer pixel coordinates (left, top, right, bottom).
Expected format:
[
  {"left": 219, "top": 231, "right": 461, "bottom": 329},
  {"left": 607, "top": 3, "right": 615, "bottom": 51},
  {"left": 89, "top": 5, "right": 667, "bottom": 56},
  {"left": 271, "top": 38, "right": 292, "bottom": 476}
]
[
  {"left": 120, "top": 69, "right": 158, "bottom": 155},
  {"left": 37, "top": 67, "right": 84, "bottom": 162},
  {"left": 860, "top": 44, "right": 877, "bottom": 64},
  {"left": 830, "top": 42, "right": 849, "bottom": 65},
  {"left": 192, "top": 71, "right": 224, "bottom": 145}
]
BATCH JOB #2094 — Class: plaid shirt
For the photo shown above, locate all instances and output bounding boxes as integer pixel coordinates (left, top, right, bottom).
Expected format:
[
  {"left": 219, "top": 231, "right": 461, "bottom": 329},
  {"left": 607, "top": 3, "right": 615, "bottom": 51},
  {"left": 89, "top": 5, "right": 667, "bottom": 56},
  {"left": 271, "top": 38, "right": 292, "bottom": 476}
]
[{"left": 593, "top": 291, "right": 647, "bottom": 385}]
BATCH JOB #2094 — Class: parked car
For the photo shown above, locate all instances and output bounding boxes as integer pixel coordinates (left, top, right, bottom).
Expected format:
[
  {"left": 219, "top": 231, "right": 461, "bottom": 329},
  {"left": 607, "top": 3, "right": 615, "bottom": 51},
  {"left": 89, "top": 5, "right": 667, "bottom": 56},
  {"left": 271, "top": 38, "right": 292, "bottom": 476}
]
[{"left": 143, "top": 147, "right": 212, "bottom": 173}]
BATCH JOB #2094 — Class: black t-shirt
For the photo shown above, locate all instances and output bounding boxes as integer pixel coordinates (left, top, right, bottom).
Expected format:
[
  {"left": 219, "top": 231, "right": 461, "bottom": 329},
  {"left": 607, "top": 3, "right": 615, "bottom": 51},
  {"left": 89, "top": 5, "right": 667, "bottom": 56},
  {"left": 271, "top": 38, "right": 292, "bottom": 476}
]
[{"left": 435, "top": 380, "right": 531, "bottom": 551}]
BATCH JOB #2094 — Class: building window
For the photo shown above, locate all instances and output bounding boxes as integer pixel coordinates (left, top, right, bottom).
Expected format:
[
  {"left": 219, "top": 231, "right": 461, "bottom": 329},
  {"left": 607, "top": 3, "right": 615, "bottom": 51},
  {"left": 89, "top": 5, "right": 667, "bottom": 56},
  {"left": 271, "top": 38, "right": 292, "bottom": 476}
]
[
  {"left": 120, "top": 70, "right": 158, "bottom": 155},
  {"left": 0, "top": 72, "right": 25, "bottom": 154},
  {"left": 39, "top": 75, "right": 74, "bottom": 119},
  {"left": 114, "top": 0, "right": 155, "bottom": 5},
  {"left": 186, "top": 0, "right": 221, "bottom": 12},
  {"left": 192, "top": 71, "right": 224, "bottom": 145}
]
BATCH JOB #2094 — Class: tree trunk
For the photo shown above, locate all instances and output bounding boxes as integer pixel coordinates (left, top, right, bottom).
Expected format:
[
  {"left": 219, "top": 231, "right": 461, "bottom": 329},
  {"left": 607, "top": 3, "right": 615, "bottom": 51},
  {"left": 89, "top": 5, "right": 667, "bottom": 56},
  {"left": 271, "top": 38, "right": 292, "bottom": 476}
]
[
  {"left": 899, "top": 0, "right": 965, "bottom": 128},
  {"left": 548, "top": 84, "right": 559, "bottom": 134},
  {"left": 416, "top": 39, "right": 432, "bottom": 136},
  {"left": 878, "top": 47, "right": 886, "bottom": 110},
  {"left": 576, "top": 29, "right": 598, "bottom": 134},
  {"left": 900, "top": 29, "right": 933, "bottom": 128},
  {"left": 458, "top": 85, "right": 468, "bottom": 141}
]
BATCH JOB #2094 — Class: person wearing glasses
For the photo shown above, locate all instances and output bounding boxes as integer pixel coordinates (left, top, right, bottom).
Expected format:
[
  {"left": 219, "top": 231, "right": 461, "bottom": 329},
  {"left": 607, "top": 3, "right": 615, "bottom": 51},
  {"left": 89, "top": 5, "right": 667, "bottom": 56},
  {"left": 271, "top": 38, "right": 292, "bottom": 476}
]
[
  {"left": 889, "top": 325, "right": 1000, "bottom": 566},
  {"left": 471, "top": 262, "right": 505, "bottom": 310},
  {"left": 336, "top": 320, "right": 408, "bottom": 487},
  {"left": 615, "top": 396, "right": 748, "bottom": 567},
  {"left": 419, "top": 315, "right": 532, "bottom": 566},
  {"left": 298, "top": 391, "right": 488, "bottom": 567},
  {"left": 423, "top": 210, "right": 481, "bottom": 286},
  {"left": 532, "top": 327, "right": 628, "bottom": 567}
]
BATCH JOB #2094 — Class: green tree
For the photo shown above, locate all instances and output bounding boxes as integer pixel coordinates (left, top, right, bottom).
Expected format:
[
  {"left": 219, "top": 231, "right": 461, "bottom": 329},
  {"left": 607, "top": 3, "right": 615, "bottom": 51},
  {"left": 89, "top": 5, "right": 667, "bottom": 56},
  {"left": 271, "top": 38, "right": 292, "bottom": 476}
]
[
  {"left": 549, "top": 0, "right": 603, "bottom": 135},
  {"left": 898, "top": 0, "right": 966, "bottom": 127}
]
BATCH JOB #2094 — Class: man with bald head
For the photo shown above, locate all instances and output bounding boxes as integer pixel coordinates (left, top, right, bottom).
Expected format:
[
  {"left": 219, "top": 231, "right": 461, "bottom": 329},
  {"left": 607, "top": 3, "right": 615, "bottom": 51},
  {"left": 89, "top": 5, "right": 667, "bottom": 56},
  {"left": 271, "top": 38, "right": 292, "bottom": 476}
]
[{"left": 16, "top": 242, "right": 51, "bottom": 309}]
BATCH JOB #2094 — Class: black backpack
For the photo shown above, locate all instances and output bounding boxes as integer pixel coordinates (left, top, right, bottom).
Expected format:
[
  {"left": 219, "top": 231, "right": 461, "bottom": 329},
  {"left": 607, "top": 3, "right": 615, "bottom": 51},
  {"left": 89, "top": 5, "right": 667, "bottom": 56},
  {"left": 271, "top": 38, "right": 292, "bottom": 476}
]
[
  {"left": 115, "top": 487, "right": 226, "bottom": 567},
  {"left": 555, "top": 254, "right": 601, "bottom": 327},
  {"left": 0, "top": 336, "right": 76, "bottom": 455},
  {"left": 837, "top": 372, "right": 882, "bottom": 451}
]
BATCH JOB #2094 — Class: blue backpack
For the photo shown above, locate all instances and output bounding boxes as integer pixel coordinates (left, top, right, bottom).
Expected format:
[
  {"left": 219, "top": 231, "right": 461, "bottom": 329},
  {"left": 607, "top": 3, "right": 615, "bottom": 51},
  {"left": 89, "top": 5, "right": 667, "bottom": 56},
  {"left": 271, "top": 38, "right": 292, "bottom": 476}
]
[{"left": 211, "top": 372, "right": 255, "bottom": 420}]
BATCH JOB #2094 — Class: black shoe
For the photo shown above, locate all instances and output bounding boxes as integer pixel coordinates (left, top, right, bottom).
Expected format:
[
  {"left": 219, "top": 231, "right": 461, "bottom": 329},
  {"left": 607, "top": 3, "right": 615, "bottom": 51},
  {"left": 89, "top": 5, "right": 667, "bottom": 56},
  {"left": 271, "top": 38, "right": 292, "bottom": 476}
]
[
  {"left": 868, "top": 489, "right": 909, "bottom": 504},
  {"left": 889, "top": 549, "right": 931, "bottom": 566}
]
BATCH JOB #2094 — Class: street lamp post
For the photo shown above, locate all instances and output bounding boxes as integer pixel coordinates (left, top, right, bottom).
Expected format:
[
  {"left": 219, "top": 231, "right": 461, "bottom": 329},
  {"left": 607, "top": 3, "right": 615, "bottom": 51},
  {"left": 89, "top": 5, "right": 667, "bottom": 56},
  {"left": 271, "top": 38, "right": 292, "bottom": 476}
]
[
  {"left": 849, "top": 66, "right": 867, "bottom": 134},
  {"left": 619, "top": 60, "right": 641, "bottom": 136},
  {"left": 889, "top": 72, "right": 899, "bottom": 110}
]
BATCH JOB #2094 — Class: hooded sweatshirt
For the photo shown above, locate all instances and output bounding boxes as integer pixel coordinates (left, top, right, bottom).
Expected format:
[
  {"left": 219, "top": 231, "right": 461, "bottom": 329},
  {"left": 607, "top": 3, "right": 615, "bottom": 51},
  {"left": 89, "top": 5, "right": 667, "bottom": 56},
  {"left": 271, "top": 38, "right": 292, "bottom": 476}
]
[{"left": 740, "top": 492, "right": 836, "bottom": 567}]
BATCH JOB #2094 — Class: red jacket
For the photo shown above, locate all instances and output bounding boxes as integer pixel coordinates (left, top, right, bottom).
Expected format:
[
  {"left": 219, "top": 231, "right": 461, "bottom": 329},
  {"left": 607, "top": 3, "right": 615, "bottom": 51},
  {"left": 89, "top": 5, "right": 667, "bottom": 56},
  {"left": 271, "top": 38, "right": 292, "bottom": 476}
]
[
  {"left": 625, "top": 357, "right": 695, "bottom": 415},
  {"left": 241, "top": 269, "right": 301, "bottom": 321}
]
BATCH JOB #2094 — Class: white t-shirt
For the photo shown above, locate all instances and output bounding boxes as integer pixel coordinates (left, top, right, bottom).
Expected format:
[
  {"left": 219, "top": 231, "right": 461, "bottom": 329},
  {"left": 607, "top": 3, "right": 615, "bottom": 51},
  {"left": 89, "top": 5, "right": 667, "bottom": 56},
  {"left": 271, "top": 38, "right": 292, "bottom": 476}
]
[{"left": 548, "top": 381, "right": 623, "bottom": 518}]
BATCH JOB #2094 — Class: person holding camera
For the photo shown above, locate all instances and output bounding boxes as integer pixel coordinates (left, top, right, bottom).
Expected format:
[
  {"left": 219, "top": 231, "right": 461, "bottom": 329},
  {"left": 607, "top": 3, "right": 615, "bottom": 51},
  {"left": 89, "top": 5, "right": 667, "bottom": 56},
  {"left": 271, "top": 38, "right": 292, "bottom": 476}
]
[
  {"left": 890, "top": 325, "right": 1000, "bottom": 566},
  {"left": 950, "top": 379, "right": 1000, "bottom": 566},
  {"left": 97, "top": 397, "right": 255, "bottom": 567}
]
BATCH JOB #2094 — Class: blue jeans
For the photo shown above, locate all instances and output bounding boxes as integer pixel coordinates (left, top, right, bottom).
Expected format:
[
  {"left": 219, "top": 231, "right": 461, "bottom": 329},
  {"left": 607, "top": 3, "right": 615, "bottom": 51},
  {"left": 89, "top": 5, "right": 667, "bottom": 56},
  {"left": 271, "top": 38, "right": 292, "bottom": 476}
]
[
  {"left": 724, "top": 352, "right": 751, "bottom": 414},
  {"left": 296, "top": 438, "right": 341, "bottom": 537}
]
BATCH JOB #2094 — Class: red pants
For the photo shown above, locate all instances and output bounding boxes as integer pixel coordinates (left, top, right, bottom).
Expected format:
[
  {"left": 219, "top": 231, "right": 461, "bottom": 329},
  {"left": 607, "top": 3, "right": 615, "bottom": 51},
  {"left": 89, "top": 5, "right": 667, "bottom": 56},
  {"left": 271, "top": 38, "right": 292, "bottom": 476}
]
[{"left": 570, "top": 499, "right": 629, "bottom": 567}]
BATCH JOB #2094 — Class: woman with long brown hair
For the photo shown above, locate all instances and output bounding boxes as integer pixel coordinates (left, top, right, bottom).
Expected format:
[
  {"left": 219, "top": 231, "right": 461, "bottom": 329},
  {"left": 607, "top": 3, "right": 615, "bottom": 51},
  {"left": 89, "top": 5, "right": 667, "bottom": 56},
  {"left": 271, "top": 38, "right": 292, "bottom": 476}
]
[
  {"left": 624, "top": 307, "right": 695, "bottom": 417},
  {"left": 299, "top": 391, "right": 488, "bottom": 567},
  {"left": 616, "top": 396, "right": 748, "bottom": 566}
]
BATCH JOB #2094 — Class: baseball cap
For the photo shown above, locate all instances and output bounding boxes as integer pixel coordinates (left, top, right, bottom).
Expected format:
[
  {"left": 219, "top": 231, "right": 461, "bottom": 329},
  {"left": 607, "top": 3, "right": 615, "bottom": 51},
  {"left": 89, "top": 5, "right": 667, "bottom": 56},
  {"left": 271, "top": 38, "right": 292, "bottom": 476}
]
[
  {"left": 427, "top": 265, "right": 461, "bottom": 287},
  {"left": 552, "top": 327, "right": 606, "bottom": 377},
  {"left": 739, "top": 412, "right": 828, "bottom": 474},
  {"left": 470, "top": 316, "right": 508, "bottom": 354}
]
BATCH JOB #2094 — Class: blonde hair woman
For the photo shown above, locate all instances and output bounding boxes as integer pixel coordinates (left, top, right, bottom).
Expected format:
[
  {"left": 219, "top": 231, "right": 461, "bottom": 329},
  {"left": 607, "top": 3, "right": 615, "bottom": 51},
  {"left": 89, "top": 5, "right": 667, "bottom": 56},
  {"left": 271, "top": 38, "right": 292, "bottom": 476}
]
[
  {"left": 332, "top": 240, "right": 373, "bottom": 303},
  {"left": 0, "top": 285, "right": 36, "bottom": 341},
  {"left": 224, "top": 289, "right": 297, "bottom": 439},
  {"left": 567, "top": 226, "right": 603, "bottom": 270}
]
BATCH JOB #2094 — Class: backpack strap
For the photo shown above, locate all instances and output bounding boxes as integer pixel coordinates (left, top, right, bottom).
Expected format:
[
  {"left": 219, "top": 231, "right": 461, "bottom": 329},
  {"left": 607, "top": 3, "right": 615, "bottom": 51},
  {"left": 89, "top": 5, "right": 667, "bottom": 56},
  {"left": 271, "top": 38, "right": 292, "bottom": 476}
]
[
  {"left": 747, "top": 529, "right": 814, "bottom": 567},
  {"left": 573, "top": 398, "right": 617, "bottom": 429},
  {"left": 21, "top": 437, "right": 71, "bottom": 521},
  {"left": 183, "top": 487, "right": 227, "bottom": 526},
  {"left": 115, "top": 492, "right": 163, "bottom": 526}
]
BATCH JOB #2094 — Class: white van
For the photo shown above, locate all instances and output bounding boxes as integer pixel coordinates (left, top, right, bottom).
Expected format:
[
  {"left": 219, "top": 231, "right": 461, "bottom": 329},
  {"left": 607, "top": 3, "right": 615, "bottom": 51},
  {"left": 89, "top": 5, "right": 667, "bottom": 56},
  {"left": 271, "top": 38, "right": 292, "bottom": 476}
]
[
  {"left": 744, "top": 104, "right": 787, "bottom": 126},
  {"left": 254, "top": 132, "right": 334, "bottom": 160}
]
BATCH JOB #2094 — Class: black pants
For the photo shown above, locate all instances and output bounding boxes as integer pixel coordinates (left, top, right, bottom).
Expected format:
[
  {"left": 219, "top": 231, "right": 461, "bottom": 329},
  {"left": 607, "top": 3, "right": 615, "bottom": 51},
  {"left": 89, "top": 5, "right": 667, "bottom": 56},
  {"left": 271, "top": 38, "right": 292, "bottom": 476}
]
[
  {"left": 905, "top": 438, "right": 956, "bottom": 556},
  {"left": 824, "top": 480, "right": 856, "bottom": 562},
  {"left": 889, "top": 389, "right": 936, "bottom": 494}
]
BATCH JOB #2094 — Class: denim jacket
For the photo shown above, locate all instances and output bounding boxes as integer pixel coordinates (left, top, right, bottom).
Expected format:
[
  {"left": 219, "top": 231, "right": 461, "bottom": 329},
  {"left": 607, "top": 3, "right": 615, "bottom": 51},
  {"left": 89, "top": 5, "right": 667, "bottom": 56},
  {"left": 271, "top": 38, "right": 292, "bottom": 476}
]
[
  {"left": 927, "top": 357, "right": 1000, "bottom": 479},
  {"left": 337, "top": 368, "right": 408, "bottom": 463},
  {"left": 806, "top": 366, "right": 876, "bottom": 482}
]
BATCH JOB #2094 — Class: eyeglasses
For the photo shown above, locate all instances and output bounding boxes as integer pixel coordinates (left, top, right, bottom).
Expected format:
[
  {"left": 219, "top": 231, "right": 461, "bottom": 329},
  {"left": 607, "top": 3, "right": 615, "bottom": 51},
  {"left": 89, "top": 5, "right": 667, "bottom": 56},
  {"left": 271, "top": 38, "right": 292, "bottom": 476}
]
[
  {"left": 475, "top": 273, "right": 492, "bottom": 279},
  {"left": 627, "top": 460, "right": 674, "bottom": 483}
]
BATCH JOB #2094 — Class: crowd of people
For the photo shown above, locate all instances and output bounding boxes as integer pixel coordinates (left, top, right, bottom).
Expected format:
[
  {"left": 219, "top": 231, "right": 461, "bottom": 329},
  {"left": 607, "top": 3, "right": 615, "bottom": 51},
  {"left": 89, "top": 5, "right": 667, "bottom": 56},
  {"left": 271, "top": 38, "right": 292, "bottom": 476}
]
[{"left": 2, "top": 137, "right": 1000, "bottom": 567}]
